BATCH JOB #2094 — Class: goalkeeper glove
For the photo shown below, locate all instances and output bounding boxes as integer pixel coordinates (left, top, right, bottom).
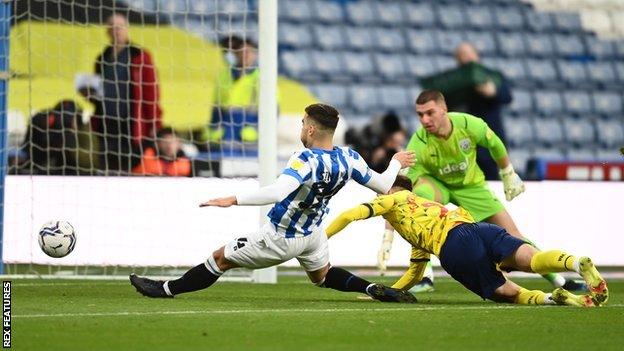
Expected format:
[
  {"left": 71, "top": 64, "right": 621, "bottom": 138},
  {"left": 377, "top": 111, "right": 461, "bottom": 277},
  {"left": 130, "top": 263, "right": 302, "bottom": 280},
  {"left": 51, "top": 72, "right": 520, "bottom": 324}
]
[
  {"left": 499, "top": 164, "right": 525, "bottom": 201},
  {"left": 377, "top": 228, "right": 394, "bottom": 275}
]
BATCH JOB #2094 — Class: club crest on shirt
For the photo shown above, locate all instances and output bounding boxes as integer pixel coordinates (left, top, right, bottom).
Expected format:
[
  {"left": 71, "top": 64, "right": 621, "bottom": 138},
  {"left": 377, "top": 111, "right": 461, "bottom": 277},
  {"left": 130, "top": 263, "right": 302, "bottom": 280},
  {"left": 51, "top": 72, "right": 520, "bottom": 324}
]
[
  {"left": 459, "top": 138, "right": 471, "bottom": 152},
  {"left": 321, "top": 170, "right": 331, "bottom": 183}
]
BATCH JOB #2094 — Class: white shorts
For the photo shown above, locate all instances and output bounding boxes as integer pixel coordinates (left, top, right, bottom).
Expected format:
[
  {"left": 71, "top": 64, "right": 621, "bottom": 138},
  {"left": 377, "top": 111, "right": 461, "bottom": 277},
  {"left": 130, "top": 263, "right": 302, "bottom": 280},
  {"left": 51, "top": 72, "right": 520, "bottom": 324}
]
[{"left": 223, "top": 223, "right": 330, "bottom": 272}]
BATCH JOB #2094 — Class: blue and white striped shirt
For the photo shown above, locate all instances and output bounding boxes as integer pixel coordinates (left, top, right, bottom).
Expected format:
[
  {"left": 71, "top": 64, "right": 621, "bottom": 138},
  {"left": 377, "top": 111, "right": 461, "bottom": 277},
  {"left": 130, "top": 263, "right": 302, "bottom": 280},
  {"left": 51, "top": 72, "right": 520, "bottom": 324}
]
[{"left": 268, "top": 147, "right": 373, "bottom": 238}]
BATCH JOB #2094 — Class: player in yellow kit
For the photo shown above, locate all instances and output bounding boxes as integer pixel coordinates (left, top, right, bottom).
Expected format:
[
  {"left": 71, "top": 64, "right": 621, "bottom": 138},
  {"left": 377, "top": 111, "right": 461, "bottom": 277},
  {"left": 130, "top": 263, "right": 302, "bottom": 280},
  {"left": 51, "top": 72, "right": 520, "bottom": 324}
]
[{"left": 327, "top": 176, "right": 608, "bottom": 307}]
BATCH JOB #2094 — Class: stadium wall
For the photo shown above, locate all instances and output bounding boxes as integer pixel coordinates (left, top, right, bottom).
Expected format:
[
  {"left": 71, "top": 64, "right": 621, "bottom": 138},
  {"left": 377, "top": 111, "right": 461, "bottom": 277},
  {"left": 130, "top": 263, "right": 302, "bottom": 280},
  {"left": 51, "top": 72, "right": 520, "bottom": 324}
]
[{"left": 4, "top": 176, "right": 624, "bottom": 267}]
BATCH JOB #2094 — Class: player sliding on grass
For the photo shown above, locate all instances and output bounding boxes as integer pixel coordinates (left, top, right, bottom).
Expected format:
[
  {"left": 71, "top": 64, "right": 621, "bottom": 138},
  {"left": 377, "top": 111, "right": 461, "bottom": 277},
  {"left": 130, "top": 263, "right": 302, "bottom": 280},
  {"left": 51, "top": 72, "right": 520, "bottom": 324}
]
[
  {"left": 330, "top": 176, "right": 608, "bottom": 307},
  {"left": 130, "top": 103, "right": 417, "bottom": 303},
  {"left": 378, "top": 90, "right": 585, "bottom": 293}
]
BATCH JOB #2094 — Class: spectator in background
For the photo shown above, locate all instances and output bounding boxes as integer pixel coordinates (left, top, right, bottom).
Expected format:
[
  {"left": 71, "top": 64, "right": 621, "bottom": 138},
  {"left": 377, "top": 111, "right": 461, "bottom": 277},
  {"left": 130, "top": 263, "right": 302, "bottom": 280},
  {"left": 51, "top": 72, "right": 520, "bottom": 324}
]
[
  {"left": 19, "top": 100, "right": 82, "bottom": 175},
  {"left": 219, "top": 35, "right": 258, "bottom": 83},
  {"left": 132, "top": 128, "right": 191, "bottom": 177},
  {"left": 452, "top": 43, "right": 513, "bottom": 180},
  {"left": 92, "top": 12, "right": 162, "bottom": 175},
  {"left": 346, "top": 112, "right": 407, "bottom": 173}
]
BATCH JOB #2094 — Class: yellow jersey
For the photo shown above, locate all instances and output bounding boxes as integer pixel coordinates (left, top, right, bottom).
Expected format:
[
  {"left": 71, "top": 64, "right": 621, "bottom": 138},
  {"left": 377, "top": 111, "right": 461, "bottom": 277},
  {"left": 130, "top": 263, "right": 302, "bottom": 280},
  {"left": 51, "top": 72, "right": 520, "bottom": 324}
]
[{"left": 326, "top": 190, "right": 475, "bottom": 290}]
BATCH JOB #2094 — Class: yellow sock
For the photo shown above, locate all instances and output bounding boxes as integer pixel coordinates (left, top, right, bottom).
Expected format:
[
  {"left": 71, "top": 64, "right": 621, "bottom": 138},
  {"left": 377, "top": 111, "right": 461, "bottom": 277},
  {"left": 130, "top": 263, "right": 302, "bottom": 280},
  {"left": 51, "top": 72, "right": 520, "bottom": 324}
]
[
  {"left": 515, "top": 288, "right": 549, "bottom": 305},
  {"left": 530, "top": 250, "right": 577, "bottom": 275}
]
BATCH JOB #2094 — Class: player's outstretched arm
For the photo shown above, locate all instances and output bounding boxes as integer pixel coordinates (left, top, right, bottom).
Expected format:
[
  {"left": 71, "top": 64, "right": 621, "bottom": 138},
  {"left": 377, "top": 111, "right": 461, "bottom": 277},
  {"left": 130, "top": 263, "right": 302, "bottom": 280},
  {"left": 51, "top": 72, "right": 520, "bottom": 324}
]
[
  {"left": 391, "top": 248, "right": 430, "bottom": 291},
  {"left": 199, "top": 174, "right": 300, "bottom": 208},
  {"left": 364, "top": 151, "right": 415, "bottom": 194},
  {"left": 326, "top": 196, "right": 394, "bottom": 238}
]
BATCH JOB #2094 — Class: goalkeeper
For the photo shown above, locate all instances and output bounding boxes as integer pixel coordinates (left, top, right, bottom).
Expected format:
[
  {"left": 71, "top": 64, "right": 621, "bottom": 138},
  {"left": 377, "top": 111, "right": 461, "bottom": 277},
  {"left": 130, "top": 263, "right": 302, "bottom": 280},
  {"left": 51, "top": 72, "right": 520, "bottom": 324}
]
[
  {"left": 329, "top": 176, "right": 608, "bottom": 307},
  {"left": 377, "top": 90, "right": 584, "bottom": 292}
]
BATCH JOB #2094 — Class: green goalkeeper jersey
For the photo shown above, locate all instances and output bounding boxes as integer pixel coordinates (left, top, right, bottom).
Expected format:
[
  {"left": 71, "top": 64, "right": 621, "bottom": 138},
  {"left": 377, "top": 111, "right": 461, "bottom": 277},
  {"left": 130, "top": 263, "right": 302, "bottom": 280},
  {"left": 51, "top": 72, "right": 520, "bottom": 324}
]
[{"left": 406, "top": 112, "right": 508, "bottom": 188}]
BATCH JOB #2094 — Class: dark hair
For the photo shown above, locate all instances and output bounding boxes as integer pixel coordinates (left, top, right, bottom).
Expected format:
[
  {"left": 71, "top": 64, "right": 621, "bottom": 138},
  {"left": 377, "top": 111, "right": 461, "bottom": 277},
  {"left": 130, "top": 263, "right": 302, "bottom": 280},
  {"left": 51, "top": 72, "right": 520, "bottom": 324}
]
[
  {"left": 392, "top": 175, "right": 413, "bottom": 191},
  {"left": 219, "top": 35, "right": 256, "bottom": 51},
  {"left": 305, "top": 103, "right": 339, "bottom": 130},
  {"left": 157, "top": 127, "right": 176, "bottom": 138},
  {"left": 416, "top": 90, "right": 446, "bottom": 105}
]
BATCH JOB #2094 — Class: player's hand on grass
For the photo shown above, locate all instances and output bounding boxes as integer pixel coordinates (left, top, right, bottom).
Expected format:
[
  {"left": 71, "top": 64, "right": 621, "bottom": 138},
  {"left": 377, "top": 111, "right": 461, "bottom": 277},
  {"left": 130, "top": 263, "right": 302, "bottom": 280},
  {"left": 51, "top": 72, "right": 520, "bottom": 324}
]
[
  {"left": 392, "top": 150, "right": 416, "bottom": 169},
  {"left": 377, "top": 228, "right": 394, "bottom": 276},
  {"left": 199, "top": 196, "right": 238, "bottom": 208},
  {"left": 499, "top": 164, "right": 525, "bottom": 201}
]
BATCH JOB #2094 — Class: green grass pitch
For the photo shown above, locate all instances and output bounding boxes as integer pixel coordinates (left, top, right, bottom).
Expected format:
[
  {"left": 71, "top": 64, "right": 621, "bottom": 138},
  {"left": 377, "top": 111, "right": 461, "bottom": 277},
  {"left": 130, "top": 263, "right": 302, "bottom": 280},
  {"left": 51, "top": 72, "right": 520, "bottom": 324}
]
[{"left": 13, "top": 277, "right": 624, "bottom": 350}]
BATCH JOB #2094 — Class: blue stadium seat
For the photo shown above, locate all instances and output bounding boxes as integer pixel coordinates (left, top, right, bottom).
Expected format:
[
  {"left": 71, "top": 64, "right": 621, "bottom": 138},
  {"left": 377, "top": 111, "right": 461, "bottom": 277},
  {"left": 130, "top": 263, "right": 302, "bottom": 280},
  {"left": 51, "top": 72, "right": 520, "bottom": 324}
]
[
  {"left": 160, "top": 0, "right": 190, "bottom": 14},
  {"left": 562, "top": 90, "right": 593, "bottom": 114},
  {"left": 405, "top": 55, "right": 439, "bottom": 78},
  {"left": 345, "top": 1, "right": 376, "bottom": 25},
  {"left": 533, "top": 118, "right": 565, "bottom": 146},
  {"left": 596, "top": 148, "right": 623, "bottom": 161},
  {"left": 465, "top": 31, "right": 497, "bottom": 56},
  {"left": 525, "top": 59, "right": 559, "bottom": 87},
  {"left": 465, "top": 6, "right": 494, "bottom": 29},
  {"left": 433, "top": 55, "right": 456, "bottom": 72},
  {"left": 436, "top": 4, "right": 467, "bottom": 29},
  {"left": 311, "top": 51, "right": 345, "bottom": 80},
  {"left": 378, "top": 85, "right": 410, "bottom": 109},
  {"left": 493, "top": 6, "right": 525, "bottom": 30},
  {"left": 556, "top": 60, "right": 588, "bottom": 86},
  {"left": 596, "top": 120, "right": 624, "bottom": 148},
  {"left": 592, "top": 92, "right": 623, "bottom": 115},
  {"left": 403, "top": 2, "right": 436, "bottom": 27},
  {"left": 128, "top": 0, "right": 158, "bottom": 12},
  {"left": 312, "top": 25, "right": 345, "bottom": 50},
  {"left": 496, "top": 58, "right": 529, "bottom": 84},
  {"left": 584, "top": 36, "right": 616, "bottom": 60},
  {"left": 532, "top": 147, "right": 566, "bottom": 161},
  {"left": 434, "top": 30, "right": 466, "bottom": 55},
  {"left": 553, "top": 34, "right": 586, "bottom": 57},
  {"left": 373, "top": 54, "right": 408, "bottom": 82},
  {"left": 308, "top": 84, "right": 349, "bottom": 110},
  {"left": 563, "top": 118, "right": 595, "bottom": 146},
  {"left": 345, "top": 27, "right": 375, "bottom": 51},
  {"left": 566, "top": 148, "right": 596, "bottom": 161},
  {"left": 507, "top": 148, "right": 532, "bottom": 176},
  {"left": 342, "top": 51, "right": 376, "bottom": 78},
  {"left": 586, "top": 62, "right": 617, "bottom": 86},
  {"left": 616, "top": 62, "right": 624, "bottom": 83},
  {"left": 552, "top": 12, "right": 583, "bottom": 33},
  {"left": 373, "top": 1, "right": 406, "bottom": 25},
  {"left": 406, "top": 29, "right": 438, "bottom": 54},
  {"left": 278, "top": 0, "right": 312, "bottom": 22},
  {"left": 525, "top": 9, "right": 554, "bottom": 32},
  {"left": 533, "top": 90, "right": 564, "bottom": 114},
  {"left": 508, "top": 89, "right": 533, "bottom": 114},
  {"left": 496, "top": 32, "right": 526, "bottom": 57},
  {"left": 280, "top": 23, "right": 313, "bottom": 48},
  {"left": 310, "top": 0, "right": 344, "bottom": 23},
  {"left": 503, "top": 116, "right": 534, "bottom": 146},
  {"left": 374, "top": 28, "right": 406, "bottom": 52},
  {"left": 350, "top": 85, "right": 379, "bottom": 112},
  {"left": 215, "top": 0, "right": 249, "bottom": 16},
  {"left": 218, "top": 20, "right": 258, "bottom": 43},
  {"left": 281, "top": 51, "right": 313, "bottom": 79},
  {"left": 524, "top": 33, "right": 555, "bottom": 58}
]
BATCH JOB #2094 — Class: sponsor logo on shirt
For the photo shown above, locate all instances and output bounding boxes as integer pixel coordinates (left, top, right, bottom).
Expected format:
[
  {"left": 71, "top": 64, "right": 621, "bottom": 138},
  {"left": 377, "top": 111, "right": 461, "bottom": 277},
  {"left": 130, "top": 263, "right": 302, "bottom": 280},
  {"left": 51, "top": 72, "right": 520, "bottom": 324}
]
[{"left": 438, "top": 161, "right": 468, "bottom": 175}]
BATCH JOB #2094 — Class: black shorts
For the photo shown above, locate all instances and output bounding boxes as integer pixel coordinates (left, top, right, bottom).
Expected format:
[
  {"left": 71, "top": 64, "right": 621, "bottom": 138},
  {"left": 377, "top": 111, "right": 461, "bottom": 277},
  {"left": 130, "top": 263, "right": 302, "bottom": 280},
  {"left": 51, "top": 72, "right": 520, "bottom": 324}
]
[{"left": 439, "top": 222, "right": 525, "bottom": 300}]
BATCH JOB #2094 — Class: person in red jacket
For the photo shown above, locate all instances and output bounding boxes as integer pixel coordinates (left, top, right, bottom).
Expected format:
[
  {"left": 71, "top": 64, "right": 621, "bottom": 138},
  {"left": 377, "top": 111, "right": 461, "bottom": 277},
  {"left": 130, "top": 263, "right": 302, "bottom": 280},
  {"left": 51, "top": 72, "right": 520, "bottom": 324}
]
[
  {"left": 132, "top": 128, "right": 191, "bottom": 177},
  {"left": 91, "top": 12, "right": 162, "bottom": 174}
]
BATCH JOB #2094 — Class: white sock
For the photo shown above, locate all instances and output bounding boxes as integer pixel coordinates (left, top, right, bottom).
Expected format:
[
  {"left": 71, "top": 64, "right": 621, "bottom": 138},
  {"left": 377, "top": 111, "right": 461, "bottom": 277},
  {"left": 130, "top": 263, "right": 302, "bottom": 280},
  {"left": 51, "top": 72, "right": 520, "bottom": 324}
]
[
  {"left": 423, "top": 261, "right": 434, "bottom": 282},
  {"left": 163, "top": 281, "right": 173, "bottom": 296},
  {"left": 543, "top": 293, "right": 556, "bottom": 305},
  {"left": 572, "top": 258, "right": 581, "bottom": 274},
  {"left": 552, "top": 274, "right": 566, "bottom": 288},
  {"left": 365, "top": 283, "right": 375, "bottom": 296}
]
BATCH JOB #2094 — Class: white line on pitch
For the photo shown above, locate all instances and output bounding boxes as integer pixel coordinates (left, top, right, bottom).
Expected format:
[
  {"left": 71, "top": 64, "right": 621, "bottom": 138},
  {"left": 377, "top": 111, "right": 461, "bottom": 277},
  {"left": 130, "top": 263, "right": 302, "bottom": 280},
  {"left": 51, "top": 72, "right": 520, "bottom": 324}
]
[{"left": 13, "top": 304, "right": 624, "bottom": 319}]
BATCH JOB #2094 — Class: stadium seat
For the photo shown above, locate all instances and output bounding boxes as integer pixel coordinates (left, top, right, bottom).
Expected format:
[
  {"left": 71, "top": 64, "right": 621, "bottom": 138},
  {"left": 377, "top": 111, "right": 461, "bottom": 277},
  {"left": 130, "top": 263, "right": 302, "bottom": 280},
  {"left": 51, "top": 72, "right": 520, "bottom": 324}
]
[
  {"left": 566, "top": 148, "right": 596, "bottom": 161},
  {"left": 311, "top": 51, "right": 346, "bottom": 80},
  {"left": 434, "top": 30, "right": 466, "bottom": 55},
  {"left": 592, "top": 92, "right": 623, "bottom": 114},
  {"left": 465, "top": 31, "right": 497, "bottom": 56},
  {"left": 349, "top": 85, "right": 379, "bottom": 112},
  {"left": 433, "top": 55, "right": 456, "bottom": 72},
  {"left": 280, "top": 23, "right": 313, "bottom": 49},
  {"left": 596, "top": 148, "right": 623, "bottom": 161},
  {"left": 312, "top": 25, "right": 345, "bottom": 50},
  {"left": 372, "top": 1, "right": 406, "bottom": 25},
  {"left": 508, "top": 89, "right": 533, "bottom": 114},
  {"left": 405, "top": 55, "right": 439, "bottom": 79},
  {"left": 374, "top": 28, "right": 406, "bottom": 52},
  {"left": 496, "top": 58, "right": 530, "bottom": 85},
  {"left": 128, "top": 0, "right": 158, "bottom": 12},
  {"left": 344, "top": 27, "right": 375, "bottom": 51},
  {"left": 403, "top": 2, "right": 436, "bottom": 27},
  {"left": 615, "top": 40, "right": 624, "bottom": 59},
  {"left": 507, "top": 148, "right": 532, "bottom": 176},
  {"left": 378, "top": 85, "right": 411, "bottom": 109},
  {"left": 524, "top": 33, "right": 555, "bottom": 58},
  {"left": 493, "top": 5, "right": 525, "bottom": 30},
  {"left": 616, "top": 62, "right": 624, "bottom": 83},
  {"left": 280, "top": 51, "right": 313, "bottom": 79},
  {"left": 215, "top": 0, "right": 249, "bottom": 16},
  {"left": 553, "top": 34, "right": 586, "bottom": 57},
  {"left": 218, "top": 20, "right": 258, "bottom": 43},
  {"left": 586, "top": 62, "right": 618, "bottom": 87},
  {"left": 278, "top": 0, "right": 312, "bottom": 22},
  {"left": 308, "top": 84, "right": 349, "bottom": 110},
  {"left": 526, "top": 59, "right": 560, "bottom": 87},
  {"left": 436, "top": 4, "right": 467, "bottom": 29},
  {"left": 465, "top": 6, "right": 494, "bottom": 29},
  {"left": 503, "top": 116, "right": 534, "bottom": 146},
  {"left": 373, "top": 54, "right": 408, "bottom": 83},
  {"left": 160, "top": 0, "right": 190, "bottom": 14},
  {"left": 532, "top": 147, "right": 566, "bottom": 161},
  {"left": 345, "top": 1, "right": 376, "bottom": 25},
  {"left": 552, "top": 12, "right": 583, "bottom": 33},
  {"left": 496, "top": 32, "right": 526, "bottom": 57},
  {"left": 595, "top": 120, "right": 624, "bottom": 147},
  {"left": 406, "top": 29, "right": 438, "bottom": 54},
  {"left": 525, "top": 9, "right": 554, "bottom": 32},
  {"left": 533, "top": 90, "right": 564, "bottom": 114},
  {"left": 584, "top": 35, "right": 616, "bottom": 59},
  {"left": 563, "top": 118, "right": 595, "bottom": 146},
  {"left": 562, "top": 90, "right": 593, "bottom": 114},
  {"left": 556, "top": 60, "right": 589, "bottom": 86},
  {"left": 342, "top": 51, "right": 377, "bottom": 79},
  {"left": 310, "top": 0, "right": 344, "bottom": 23}
]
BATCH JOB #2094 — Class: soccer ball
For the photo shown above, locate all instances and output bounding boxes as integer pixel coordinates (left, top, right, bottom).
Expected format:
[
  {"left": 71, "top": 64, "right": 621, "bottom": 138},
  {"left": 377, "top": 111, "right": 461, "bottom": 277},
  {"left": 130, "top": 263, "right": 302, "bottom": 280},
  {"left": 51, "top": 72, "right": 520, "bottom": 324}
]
[{"left": 38, "top": 221, "right": 77, "bottom": 258}]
